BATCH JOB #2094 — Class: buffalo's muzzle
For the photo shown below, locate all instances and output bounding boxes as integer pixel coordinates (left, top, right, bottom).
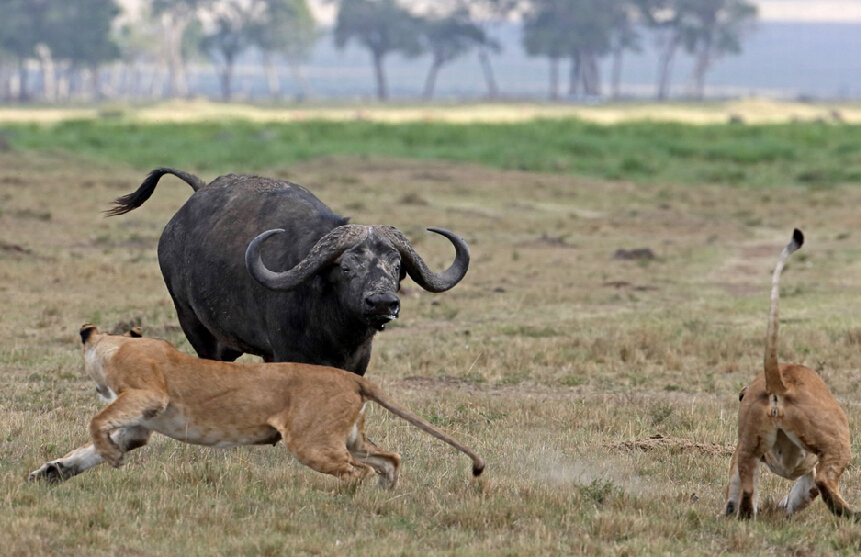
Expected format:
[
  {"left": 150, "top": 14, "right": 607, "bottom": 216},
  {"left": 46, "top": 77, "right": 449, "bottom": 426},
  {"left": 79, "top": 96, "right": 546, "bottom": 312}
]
[{"left": 364, "top": 293, "right": 400, "bottom": 329}]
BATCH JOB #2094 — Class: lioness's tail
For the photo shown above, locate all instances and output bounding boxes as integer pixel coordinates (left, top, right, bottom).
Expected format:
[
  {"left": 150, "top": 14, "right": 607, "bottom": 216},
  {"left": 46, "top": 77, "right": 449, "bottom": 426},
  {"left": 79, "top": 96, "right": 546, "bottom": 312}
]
[
  {"left": 358, "top": 381, "right": 485, "bottom": 476},
  {"left": 105, "top": 168, "right": 206, "bottom": 216},
  {"left": 764, "top": 228, "right": 804, "bottom": 395}
]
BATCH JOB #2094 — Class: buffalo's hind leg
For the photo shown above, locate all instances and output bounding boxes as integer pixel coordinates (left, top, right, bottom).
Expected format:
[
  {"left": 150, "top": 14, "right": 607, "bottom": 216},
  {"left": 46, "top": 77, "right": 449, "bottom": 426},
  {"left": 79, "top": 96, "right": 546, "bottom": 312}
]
[{"left": 174, "top": 303, "right": 242, "bottom": 361}]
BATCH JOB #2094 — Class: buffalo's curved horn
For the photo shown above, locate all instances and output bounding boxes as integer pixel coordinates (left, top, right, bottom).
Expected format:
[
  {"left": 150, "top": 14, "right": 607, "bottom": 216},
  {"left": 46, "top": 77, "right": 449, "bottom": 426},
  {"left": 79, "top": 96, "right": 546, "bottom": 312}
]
[
  {"left": 246, "top": 225, "right": 369, "bottom": 291},
  {"left": 376, "top": 226, "right": 470, "bottom": 293}
]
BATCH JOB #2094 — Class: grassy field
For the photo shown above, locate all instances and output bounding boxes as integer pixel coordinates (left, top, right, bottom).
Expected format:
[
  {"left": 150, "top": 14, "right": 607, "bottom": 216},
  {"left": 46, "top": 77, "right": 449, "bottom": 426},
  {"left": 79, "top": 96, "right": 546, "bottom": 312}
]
[
  {"left": 2, "top": 119, "right": 861, "bottom": 555},
  {"left": 4, "top": 117, "right": 861, "bottom": 189}
]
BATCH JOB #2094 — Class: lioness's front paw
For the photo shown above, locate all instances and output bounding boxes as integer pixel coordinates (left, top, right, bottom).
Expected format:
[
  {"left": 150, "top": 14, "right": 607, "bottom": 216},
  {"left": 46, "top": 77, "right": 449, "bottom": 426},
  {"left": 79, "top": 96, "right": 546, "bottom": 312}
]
[{"left": 28, "top": 461, "right": 69, "bottom": 483}]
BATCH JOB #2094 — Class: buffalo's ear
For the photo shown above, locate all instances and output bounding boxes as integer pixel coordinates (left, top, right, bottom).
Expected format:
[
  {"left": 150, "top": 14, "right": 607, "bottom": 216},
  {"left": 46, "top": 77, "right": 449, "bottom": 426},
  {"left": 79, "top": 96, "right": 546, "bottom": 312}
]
[{"left": 399, "top": 262, "right": 407, "bottom": 282}]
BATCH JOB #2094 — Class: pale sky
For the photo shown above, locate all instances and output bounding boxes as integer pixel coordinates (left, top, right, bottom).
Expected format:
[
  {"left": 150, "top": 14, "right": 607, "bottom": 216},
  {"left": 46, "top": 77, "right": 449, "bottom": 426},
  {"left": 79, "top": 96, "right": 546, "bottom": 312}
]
[{"left": 758, "top": 0, "right": 861, "bottom": 22}]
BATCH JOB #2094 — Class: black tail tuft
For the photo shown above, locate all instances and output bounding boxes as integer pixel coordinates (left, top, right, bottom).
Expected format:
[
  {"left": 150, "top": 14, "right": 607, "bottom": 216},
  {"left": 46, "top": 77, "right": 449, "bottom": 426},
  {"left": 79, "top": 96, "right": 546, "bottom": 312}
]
[
  {"left": 473, "top": 460, "right": 485, "bottom": 477},
  {"left": 793, "top": 228, "right": 804, "bottom": 249}
]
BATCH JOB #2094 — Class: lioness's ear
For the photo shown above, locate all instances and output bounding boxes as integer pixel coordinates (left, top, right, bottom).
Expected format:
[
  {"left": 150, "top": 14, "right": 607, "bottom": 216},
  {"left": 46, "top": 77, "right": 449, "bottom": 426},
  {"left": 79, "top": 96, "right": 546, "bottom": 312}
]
[
  {"left": 127, "top": 326, "right": 143, "bottom": 338},
  {"left": 738, "top": 386, "right": 749, "bottom": 402},
  {"left": 80, "top": 324, "right": 98, "bottom": 344}
]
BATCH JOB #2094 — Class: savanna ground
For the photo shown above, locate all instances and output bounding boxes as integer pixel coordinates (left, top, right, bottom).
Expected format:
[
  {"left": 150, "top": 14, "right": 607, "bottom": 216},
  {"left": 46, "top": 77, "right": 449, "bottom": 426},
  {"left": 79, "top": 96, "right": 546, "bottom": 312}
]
[{"left": 2, "top": 105, "right": 861, "bottom": 555}]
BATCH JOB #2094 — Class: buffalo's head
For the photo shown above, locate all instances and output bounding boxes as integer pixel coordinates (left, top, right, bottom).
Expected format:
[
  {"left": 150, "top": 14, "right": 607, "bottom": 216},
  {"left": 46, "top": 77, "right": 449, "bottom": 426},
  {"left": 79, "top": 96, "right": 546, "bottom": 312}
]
[{"left": 245, "top": 225, "right": 469, "bottom": 331}]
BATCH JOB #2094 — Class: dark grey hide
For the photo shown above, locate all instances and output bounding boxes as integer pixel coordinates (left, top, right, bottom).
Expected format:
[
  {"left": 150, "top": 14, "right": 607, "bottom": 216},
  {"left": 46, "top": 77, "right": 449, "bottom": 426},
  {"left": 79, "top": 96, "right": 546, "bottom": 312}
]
[{"left": 108, "top": 169, "right": 469, "bottom": 375}]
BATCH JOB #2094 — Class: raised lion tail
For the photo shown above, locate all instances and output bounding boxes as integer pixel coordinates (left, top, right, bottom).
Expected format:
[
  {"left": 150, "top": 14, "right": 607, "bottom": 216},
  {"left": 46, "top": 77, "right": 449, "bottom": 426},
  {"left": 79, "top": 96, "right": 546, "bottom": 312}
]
[{"left": 764, "top": 228, "right": 804, "bottom": 395}]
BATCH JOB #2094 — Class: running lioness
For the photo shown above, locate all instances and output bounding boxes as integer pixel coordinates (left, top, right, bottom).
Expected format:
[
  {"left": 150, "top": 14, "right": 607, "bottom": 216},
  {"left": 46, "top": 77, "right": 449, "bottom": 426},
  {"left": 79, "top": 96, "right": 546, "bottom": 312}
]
[
  {"left": 29, "top": 325, "right": 484, "bottom": 487},
  {"left": 724, "top": 229, "right": 855, "bottom": 519}
]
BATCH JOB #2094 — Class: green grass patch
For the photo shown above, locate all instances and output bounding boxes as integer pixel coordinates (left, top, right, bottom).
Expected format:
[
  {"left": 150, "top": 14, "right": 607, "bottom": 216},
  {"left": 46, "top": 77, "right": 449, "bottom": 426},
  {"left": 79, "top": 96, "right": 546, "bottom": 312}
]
[{"left": 4, "top": 119, "right": 861, "bottom": 187}]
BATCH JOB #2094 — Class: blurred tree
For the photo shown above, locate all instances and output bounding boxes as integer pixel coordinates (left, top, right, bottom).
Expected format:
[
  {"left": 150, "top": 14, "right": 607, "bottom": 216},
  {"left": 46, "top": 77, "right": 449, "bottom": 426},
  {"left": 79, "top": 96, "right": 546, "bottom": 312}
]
[
  {"left": 0, "top": 0, "right": 121, "bottom": 101},
  {"left": 522, "top": 0, "right": 620, "bottom": 98},
  {"left": 681, "top": 0, "right": 757, "bottom": 99},
  {"left": 115, "top": 8, "right": 158, "bottom": 99},
  {"left": 522, "top": 1, "right": 568, "bottom": 99},
  {"left": 46, "top": 0, "right": 121, "bottom": 98},
  {"left": 249, "top": 0, "right": 318, "bottom": 100},
  {"left": 608, "top": 2, "right": 642, "bottom": 99},
  {"left": 419, "top": 9, "right": 498, "bottom": 100},
  {"left": 635, "top": 0, "right": 683, "bottom": 101},
  {"left": 199, "top": 0, "right": 263, "bottom": 101},
  {"left": 0, "top": 0, "right": 52, "bottom": 101},
  {"left": 636, "top": 0, "right": 756, "bottom": 101},
  {"left": 333, "top": 0, "right": 423, "bottom": 101},
  {"left": 152, "top": 0, "right": 209, "bottom": 98},
  {"left": 450, "top": 0, "right": 524, "bottom": 98}
]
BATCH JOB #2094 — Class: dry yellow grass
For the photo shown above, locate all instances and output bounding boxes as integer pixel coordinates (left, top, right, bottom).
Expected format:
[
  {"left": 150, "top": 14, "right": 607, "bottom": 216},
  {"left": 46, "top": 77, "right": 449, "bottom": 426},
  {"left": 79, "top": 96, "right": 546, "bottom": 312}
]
[
  {"left": 3, "top": 151, "right": 861, "bottom": 555},
  {"left": 1, "top": 98, "right": 860, "bottom": 125}
]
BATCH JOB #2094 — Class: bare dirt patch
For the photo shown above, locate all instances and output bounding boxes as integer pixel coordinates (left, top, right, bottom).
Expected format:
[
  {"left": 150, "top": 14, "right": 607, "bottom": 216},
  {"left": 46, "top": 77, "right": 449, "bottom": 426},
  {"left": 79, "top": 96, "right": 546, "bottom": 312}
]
[
  {"left": 608, "top": 434, "right": 735, "bottom": 457},
  {"left": 0, "top": 240, "right": 34, "bottom": 258}
]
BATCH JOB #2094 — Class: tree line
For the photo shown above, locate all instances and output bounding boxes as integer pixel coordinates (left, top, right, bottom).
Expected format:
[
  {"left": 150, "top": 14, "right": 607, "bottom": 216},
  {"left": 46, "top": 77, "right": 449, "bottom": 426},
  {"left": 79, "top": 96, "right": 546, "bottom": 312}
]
[{"left": 0, "top": 0, "right": 758, "bottom": 103}]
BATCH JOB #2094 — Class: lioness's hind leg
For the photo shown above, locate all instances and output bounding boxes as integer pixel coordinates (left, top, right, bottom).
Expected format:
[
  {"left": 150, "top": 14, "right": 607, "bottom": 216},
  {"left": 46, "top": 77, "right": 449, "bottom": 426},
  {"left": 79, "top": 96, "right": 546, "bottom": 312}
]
[
  {"left": 29, "top": 426, "right": 152, "bottom": 483},
  {"left": 736, "top": 452, "right": 761, "bottom": 519},
  {"left": 344, "top": 407, "right": 400, "bottom": 488},
  {"left": 349, "top": 447, "right": 400, "bottom": 489},
  {"left": 277, "top": 426, "right": 373, "bottom": 483},
  {"left": 815, "top": 451, "right": 855, "bottom": 518},
  {"left": 724, "top": 450, "right": 742, "bottom": 516},
  {"left": 779, "top": 471, "right": 819, "bottom": 515},
  {"left": 90, "top": 390, "right": 166, "bottom": 468},
  {"left": 293, "top": 445, "right": 373, "bottom": 483}
]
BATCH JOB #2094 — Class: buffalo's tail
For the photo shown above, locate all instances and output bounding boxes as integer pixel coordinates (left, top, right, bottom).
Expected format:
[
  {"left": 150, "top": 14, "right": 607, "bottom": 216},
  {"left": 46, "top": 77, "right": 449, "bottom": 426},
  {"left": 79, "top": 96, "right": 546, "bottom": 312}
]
[
  {"left": 358, "top": 380, "right": 485, "bottom": 476},
  {"left": 105, "top": 168, "right": 206, "bottom": 217}
]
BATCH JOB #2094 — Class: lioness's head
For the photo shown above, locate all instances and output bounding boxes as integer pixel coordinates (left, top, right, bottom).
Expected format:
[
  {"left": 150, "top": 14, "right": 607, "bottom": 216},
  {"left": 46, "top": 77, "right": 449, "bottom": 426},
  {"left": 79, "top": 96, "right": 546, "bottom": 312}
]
[
  {"left": 79, "top": 323, "right": 100, "bottom": 344},
  {"left": 79, "top": 323, "right": 142, "bottom": 345}
]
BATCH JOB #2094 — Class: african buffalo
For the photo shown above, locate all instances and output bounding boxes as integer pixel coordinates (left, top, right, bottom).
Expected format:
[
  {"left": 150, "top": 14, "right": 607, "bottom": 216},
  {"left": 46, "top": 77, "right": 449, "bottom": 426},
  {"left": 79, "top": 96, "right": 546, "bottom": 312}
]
[{"left": 107, "top": 168, "right": 469, "bottom": 375}]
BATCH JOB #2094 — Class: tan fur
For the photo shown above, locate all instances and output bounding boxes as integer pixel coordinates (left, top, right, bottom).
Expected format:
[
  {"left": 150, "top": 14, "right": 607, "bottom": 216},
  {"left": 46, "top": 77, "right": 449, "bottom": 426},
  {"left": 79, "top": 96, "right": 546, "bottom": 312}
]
[
  {"left": 29, "top": 325, "right": 484, "bottom": 487},
  {"left": 724, "top": 229, "right": 855, "bottom": 519}
]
